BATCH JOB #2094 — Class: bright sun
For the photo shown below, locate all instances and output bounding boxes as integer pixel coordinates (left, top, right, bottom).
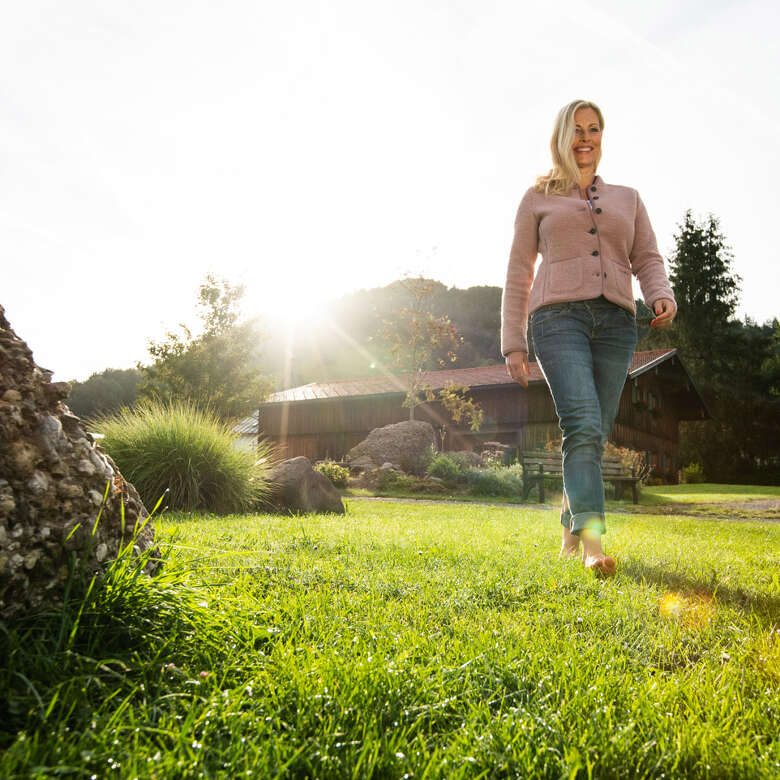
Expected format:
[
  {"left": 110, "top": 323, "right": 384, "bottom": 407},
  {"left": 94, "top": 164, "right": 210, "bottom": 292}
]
[{"left": 245, "top": 282, "right": 328, "bottom": 331}]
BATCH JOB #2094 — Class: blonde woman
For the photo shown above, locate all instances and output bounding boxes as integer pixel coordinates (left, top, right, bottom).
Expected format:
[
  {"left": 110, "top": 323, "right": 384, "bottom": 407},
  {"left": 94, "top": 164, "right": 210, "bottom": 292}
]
[{"left": 501, "top": 99, "right": 677, "bottom": 577}]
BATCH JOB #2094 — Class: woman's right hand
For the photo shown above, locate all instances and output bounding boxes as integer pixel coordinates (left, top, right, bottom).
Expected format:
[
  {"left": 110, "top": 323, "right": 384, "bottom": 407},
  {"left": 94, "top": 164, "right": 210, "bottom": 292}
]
[{"left": 506, "top": 351, "right": 529, "bottom": 387}]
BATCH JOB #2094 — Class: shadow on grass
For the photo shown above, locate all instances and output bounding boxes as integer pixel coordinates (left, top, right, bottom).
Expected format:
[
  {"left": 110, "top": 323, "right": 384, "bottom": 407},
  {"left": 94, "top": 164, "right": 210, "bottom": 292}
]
[{"left": 619, "top": 557, "right": 780, "bottom": 625}]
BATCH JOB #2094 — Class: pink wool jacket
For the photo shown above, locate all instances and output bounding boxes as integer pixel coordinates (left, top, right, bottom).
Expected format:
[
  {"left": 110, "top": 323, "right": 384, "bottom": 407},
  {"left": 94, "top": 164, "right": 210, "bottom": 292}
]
[{"left": 500, "top": 174, "right": 676, "bottom": 356}]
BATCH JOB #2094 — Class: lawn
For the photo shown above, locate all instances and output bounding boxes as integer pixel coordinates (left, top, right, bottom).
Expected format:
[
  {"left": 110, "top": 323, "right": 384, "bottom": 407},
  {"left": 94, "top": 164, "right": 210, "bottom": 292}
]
[
  {"left": 641, "top": 483, "right": 780, "bottom": 505},
  {"left": 349, "top": 481, "right": 780, "bottom": 520},
  {"left": 1, "top": 500, "right": 778, "bottom": 778}
]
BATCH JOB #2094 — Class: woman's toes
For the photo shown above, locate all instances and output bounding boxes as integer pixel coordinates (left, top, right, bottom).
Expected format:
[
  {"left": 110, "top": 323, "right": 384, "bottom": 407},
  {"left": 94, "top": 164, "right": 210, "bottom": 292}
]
[{"left": 584, "top": 555, "right": 616, "bottom": 578}]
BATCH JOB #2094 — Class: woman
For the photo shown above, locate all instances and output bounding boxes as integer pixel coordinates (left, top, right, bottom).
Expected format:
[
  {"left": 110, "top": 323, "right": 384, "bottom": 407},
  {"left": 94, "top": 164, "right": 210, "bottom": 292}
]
[{"left": 501, "top": 99, "right": 677, "bottom": 577}]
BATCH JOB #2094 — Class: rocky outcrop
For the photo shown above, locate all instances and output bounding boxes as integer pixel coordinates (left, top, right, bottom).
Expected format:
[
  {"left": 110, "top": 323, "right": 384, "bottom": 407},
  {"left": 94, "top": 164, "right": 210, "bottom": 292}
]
[
  {"left": 346, "top": 420, "right": 436, "bottom": 474},
  {"left": 0, "top": 305, "right": 158, "bottom": 619},
  {"left": 268, "top": 457, "right": 345, "bottom": 514}
]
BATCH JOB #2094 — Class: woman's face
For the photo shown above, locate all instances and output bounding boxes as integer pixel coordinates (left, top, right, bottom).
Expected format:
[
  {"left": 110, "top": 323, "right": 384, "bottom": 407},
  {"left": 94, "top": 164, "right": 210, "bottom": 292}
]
[{"left": 572, "top": 107, "right": 602, "bottom": 169}]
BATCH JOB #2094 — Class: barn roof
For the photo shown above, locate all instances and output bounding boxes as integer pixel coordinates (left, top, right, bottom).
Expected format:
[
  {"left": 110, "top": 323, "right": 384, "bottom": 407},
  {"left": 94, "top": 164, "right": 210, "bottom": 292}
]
[
  {"left": 232, "top": 410, "right": 259, "bottom": 435},
  {"left": 261, "top": 348, "right": 680, "bottom": 405}
]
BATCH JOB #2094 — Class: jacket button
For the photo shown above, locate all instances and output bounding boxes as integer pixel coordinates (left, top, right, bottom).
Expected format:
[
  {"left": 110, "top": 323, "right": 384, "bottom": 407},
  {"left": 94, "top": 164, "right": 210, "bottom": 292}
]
[
  {"left": 595, "top": 207, "right": 602, "bottom": 214},
  {"left": 590, "top": 186, "right": 596, "bottom": 192},
  {"left": 592, "top": 196, "right": 599, "bottom": 200},
  {"left": 592, "top": 250, "right": 599, "bottom": 256},
  {"left": 589, "top": 227, "right": 596, "bottom": 234}
]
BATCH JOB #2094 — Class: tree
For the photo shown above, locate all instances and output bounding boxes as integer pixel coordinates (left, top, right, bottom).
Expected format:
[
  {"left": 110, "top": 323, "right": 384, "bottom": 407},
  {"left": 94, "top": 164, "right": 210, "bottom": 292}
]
[
  {"left": 667, "top": 210, "right": 741, "bottom": 384},
  {"left": 66, "top": 367, "right": 142, "bottom": 419},
  {"left": 139, "top": 275, "right": 271, "bottom": 420},
  {"left": 379, "top": 276, "right": 483, "bottom": 429},
  {"left": 438, "top": 382, "right": 484, "bottom": 432},
  {"left": 381, "top": 276, "right": 459, "bottom": 419},
  {"left": 760, "top": 318, "right": 780, "bottom": 397},
  {"left": 664, "top": 211, "right": 779, "bottom": 483}
]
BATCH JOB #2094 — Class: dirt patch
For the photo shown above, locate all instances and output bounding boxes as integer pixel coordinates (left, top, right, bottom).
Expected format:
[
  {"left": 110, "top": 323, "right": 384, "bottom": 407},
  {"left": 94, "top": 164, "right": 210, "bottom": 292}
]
[{"left": 715, "top": 499, "right": 780, "bottom": 512}]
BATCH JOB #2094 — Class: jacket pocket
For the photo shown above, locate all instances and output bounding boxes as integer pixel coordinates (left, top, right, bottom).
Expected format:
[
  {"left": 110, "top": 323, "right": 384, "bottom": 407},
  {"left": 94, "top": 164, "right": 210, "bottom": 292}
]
[
  {"left": 606, "top": 259, "right": 632, "bottom": 300},
  {"left": 545, "top": 256, "right": 583, "bottom": 295}
]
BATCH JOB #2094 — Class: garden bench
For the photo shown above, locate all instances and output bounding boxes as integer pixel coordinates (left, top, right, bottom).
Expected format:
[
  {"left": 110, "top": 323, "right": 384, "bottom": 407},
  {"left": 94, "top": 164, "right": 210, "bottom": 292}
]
[{"left": 518, "top": 450, "right": 648, "bottom": 504}]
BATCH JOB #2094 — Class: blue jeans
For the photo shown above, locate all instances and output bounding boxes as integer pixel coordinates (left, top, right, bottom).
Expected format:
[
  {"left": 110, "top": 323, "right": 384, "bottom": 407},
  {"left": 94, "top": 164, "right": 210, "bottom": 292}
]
[{"left": 530, "top": 296, "right": 637, "bottom": 536}]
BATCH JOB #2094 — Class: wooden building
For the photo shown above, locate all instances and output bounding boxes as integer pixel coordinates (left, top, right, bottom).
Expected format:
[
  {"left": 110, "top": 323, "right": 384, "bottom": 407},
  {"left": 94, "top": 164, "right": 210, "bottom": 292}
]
[{"left": 248, "top": 348, "right": 708, "bottom": 482}]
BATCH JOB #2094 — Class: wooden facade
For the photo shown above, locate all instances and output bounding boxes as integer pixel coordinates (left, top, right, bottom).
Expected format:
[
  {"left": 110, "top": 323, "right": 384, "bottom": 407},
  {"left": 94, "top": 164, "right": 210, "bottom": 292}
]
[{"left": 253, "top": 349, "right": 708, "bottom": 483}]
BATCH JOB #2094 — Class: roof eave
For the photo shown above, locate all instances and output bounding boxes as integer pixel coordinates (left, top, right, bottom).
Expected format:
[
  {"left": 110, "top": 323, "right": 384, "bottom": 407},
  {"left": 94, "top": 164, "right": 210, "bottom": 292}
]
[
  {"left": 628, "top": 348, "right": 712, "bottom": 419},
  {"left": 260, "top": 378, "right": 544, "bottom": 406}
]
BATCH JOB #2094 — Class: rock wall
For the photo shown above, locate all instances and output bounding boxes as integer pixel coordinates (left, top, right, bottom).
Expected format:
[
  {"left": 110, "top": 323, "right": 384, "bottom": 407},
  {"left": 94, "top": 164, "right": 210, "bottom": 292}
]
[{"left": 0, "top": 305, "right": 158, "bottom": 619}]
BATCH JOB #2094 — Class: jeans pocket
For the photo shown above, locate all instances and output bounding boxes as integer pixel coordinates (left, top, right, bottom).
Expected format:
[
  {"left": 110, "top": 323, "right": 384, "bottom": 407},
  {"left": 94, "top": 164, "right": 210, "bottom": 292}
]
[
  {"left": 531, "top": 304, "right": 569, "bottom": 340},
  {"left": 531, "top": 303, "right": 569, "bottom": 322}
]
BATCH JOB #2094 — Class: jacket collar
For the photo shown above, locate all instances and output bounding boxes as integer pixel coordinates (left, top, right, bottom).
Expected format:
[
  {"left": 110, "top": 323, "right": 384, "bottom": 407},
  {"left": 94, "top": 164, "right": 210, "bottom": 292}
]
[{"left": 569, "top": 173, "right": 604, "bottom": 196}]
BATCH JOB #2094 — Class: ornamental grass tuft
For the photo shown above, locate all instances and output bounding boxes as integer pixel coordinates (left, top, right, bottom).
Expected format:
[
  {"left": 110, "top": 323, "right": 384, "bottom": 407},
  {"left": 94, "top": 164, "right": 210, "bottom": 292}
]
[{"left": 94, "top": 399, "right": 275, "bottom": 513}]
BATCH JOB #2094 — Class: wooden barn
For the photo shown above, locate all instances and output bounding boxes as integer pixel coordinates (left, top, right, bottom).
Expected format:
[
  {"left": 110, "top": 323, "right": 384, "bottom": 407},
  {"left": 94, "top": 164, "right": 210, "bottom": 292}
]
[{"left": 247, "top": 348, "right": 709, "bottom": 482}]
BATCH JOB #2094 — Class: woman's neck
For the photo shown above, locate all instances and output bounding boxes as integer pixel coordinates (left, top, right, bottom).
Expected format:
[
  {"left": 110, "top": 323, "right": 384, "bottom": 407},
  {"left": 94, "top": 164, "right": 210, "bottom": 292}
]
[{"left": 578, "top": 168, "right": 596, "bottom": 191}]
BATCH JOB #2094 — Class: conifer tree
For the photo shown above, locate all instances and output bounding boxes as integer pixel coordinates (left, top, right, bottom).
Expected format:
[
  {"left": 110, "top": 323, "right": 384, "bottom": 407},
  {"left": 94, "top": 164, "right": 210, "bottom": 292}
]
[{"left": 668, "top": 210, "right": 741, "bottom": 384}]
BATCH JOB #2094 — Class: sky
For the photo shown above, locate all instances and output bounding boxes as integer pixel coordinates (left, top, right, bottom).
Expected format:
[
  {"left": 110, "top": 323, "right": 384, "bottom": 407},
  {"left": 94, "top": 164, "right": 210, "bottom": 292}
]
[{"left": 2, "top": 0, "right": 778, "bottom": 381}]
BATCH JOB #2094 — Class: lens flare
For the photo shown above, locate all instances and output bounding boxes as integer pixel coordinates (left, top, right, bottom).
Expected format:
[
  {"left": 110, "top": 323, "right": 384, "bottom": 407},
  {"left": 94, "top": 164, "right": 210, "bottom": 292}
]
[
  {"left": 659, "top": 592, "right": 684, "bottom": 619},
  {"left": 658, "top": 591, "right": 715, "bottom": 628}
]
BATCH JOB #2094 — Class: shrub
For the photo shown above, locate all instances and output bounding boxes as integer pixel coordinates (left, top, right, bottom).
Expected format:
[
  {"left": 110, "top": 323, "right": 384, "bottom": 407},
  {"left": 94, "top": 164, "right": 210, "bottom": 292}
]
[
  {"left": 426, "top": 454, "right": 460, "bottom": 482},
  {"left": 682, "top": 462, "right": 705, "bottom": 483},
  {"left": 374, "top": 469, "right": 414, "bottom": 492},
  {"left": 409, "top": 444, "right": 436, "bottom": 477},
  {"left": 445, "top": 450, "right": 483, "bottom": 471},
  {"left": 315, "top": 460, "right": 349, "bottom": 488},
  {"left": 464, "top": 467, "right": 524, "bottom": 497},
  {"left": 604, "top": 441, "right": 646, "bottom": 477},
  {"left": 372, "top": 469, "right": 448, "bottom": 495},
  {"left": 95, "top": 399, "right": 275, "bottom": 513},
  {"left": 480, "top": 450, "right": 505, "bottom": 469}
]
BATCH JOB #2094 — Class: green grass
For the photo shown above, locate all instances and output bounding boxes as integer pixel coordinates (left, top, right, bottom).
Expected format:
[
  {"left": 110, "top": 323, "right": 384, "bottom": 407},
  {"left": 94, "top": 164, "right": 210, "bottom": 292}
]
[
  {"left": 642, "top": 483, "right": 780, "bottom": 504},
  {"left": 1, "top": 501, "right": 778, "bottom": 778}
]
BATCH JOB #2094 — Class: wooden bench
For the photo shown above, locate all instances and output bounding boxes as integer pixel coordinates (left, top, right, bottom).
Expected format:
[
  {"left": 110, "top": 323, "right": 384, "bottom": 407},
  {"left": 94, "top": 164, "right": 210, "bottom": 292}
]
[{"left": 518, "top": 450, "right": 648, "bottom": 504}]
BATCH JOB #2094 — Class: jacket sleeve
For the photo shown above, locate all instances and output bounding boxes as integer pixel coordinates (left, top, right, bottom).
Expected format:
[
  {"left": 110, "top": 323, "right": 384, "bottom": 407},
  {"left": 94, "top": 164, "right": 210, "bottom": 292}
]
[
  {"left": 501, "top": 187, "right": 539, "bottom": 356},
  {"left": 630, "top": 191, "right": 676, "bottom": 309}
]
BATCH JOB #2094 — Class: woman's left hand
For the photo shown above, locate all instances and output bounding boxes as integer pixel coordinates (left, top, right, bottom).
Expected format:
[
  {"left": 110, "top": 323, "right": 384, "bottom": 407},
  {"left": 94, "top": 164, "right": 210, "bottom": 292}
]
[{"left": 651, "top": 298, "right": 677, "bottom": 328}]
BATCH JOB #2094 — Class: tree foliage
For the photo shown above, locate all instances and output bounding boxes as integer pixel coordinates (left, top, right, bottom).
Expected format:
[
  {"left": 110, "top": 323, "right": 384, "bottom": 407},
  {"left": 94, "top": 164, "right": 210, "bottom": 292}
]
[
  {"left": 260, "top": 282, "right": 503, "bottom": 388},
  {"left": 377, "top": 277, "right": 484, "bottom": 431},
  {"left": 139, "top": 275, "right": 271, "bottom": 420},
  {"left": 438, "top": 382, "right": 484, "bottom": 432},
  {"left": 662, "top": 212, "right": 778, "bottom": 483},
  {"left": 667, "top": 210, "right": 741, "bottom": 383},
  {"left": 381, "top": 276, "right": 460, "bottom": 419},
  {"left": 66, "top": 367, "right": 142, "bottom": 420}
]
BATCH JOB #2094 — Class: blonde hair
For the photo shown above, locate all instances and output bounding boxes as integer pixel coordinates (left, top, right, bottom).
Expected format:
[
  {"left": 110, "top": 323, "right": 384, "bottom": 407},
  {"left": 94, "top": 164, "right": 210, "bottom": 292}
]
[{"left": 534, "top": 100, "right": 605, "bottom": 196}]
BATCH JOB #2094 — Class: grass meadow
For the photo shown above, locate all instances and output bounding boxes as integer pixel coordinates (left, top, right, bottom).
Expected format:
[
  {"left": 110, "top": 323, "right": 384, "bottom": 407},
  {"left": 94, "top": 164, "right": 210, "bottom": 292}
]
[{"left": 1, "top": 497, "right": 778, "bottom": 778}]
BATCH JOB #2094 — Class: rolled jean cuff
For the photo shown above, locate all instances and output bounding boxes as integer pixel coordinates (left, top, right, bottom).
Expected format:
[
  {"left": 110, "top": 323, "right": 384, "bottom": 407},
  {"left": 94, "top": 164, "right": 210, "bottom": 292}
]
[{"left": 570, "top": 511, "right": 606, "bottom": 536}]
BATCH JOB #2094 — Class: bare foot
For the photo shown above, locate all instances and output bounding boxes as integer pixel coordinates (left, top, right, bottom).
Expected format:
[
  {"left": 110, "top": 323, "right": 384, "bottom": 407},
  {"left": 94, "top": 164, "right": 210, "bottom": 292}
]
[
  {"left": 584, "top": 555, "right": 616, "bottom": 578},
  {"left": 559, "top": 526, "right": 580, "bottom": 558},
  {"left": 580, "top": 529, "right": 616, "bottom": 578}
]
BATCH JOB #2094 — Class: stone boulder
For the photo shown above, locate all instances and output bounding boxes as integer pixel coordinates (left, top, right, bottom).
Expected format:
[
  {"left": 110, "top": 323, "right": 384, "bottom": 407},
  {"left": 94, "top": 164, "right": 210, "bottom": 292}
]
[
  {"left": 0, "top": 304, "right": 158, "bottom": 620},
  {"left": 268, "top": 457, "right": 345, "bottom": 514},
  {"left": 346, "top": 419, "right": 436, "bottom": 474},
  {"left": 446, "top": 450, "right": 484, "bottom": 469}
]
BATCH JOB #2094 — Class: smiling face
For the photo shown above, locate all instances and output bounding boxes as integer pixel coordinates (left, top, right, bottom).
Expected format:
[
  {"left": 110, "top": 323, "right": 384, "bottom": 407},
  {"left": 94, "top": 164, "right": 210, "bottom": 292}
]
[{"left": 572, "top": 106, "right": 602, "bottom": 169}]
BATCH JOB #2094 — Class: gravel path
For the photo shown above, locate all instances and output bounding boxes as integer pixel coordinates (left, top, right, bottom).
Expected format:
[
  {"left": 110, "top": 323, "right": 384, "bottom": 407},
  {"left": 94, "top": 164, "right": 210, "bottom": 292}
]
[{"left": 347, "top": 495, "right": 780, "bottom": 522}]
